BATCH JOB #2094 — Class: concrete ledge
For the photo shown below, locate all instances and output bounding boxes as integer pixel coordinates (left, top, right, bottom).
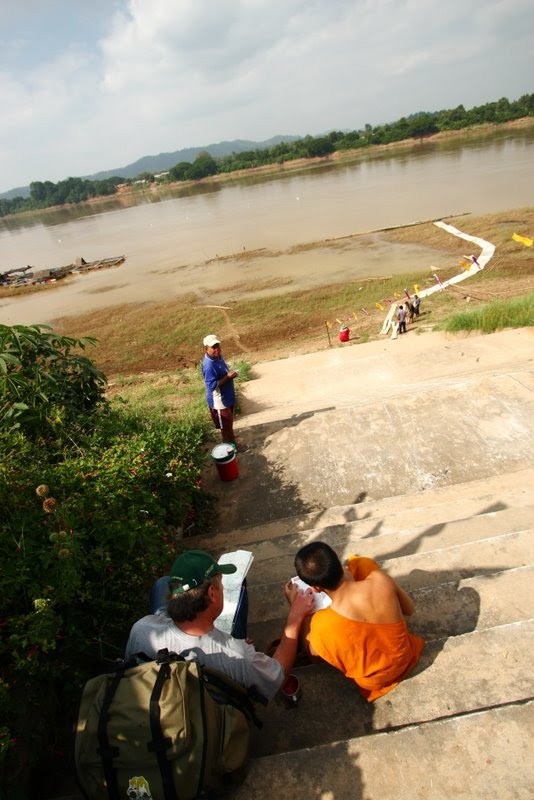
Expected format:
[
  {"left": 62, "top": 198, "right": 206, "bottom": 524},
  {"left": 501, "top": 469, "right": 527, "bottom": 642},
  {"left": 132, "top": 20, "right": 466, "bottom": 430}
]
[{"left": 235, "top": 701, "right": 534, "bottom": 800}]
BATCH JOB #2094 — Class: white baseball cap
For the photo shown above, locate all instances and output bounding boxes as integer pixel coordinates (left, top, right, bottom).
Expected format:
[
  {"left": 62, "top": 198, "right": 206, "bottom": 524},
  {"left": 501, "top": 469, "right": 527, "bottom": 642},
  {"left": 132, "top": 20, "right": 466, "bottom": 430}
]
[{"left": 203, "top": 334, "right": 221, "bottom": 347}]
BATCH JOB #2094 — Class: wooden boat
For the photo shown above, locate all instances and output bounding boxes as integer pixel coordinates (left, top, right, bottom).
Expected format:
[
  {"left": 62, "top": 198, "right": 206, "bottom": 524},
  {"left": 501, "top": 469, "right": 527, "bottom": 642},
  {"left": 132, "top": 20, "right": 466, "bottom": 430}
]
[
  {"left": 0, "top": 255, "right": 126, "bottom": 287},
  {"left": 71, "top": 255, "right": 126, "bottom": 273}
]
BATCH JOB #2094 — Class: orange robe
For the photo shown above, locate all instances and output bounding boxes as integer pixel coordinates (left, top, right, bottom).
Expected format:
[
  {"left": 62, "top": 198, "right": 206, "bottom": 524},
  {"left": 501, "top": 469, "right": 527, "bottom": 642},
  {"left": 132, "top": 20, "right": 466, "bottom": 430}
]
[{"left": 308, "top": 556, "right": 425, "bottom": 701}]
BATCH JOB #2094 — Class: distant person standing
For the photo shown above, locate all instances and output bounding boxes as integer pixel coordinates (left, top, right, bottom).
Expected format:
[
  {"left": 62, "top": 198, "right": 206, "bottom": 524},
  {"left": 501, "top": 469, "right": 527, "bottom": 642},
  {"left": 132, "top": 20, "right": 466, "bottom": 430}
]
[
  {"left": 202, "top": 334, "right": 239, "bottom": 448},
  {"left": 397, "top": 304, "right": 407, "bottom": 334},
  {"left": 412, "top": 295, "right": 421, "bottom": 317}
]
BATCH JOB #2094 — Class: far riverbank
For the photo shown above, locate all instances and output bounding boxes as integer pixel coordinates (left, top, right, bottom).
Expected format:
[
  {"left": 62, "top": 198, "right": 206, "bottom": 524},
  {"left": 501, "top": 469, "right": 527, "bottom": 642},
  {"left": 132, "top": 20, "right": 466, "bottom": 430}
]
[
  {"left": 1, "top": 123, "right": 532, "bottom": 329},
  {"left": 3, "top": 117, "right": 533, "bottom": 225}
]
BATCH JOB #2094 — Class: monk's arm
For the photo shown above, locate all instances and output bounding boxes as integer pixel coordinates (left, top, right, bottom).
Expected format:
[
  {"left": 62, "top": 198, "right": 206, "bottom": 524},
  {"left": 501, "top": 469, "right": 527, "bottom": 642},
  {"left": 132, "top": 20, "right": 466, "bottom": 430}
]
[{"left": 394, "top": 581, "right": 415, "bottom": 616}]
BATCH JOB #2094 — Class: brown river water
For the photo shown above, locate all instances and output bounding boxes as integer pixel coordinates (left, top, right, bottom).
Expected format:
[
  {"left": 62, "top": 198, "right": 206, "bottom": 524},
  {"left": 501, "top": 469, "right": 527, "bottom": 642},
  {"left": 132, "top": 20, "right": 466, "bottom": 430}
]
[{"left": 1, "top": 126, "right": 533, "bottom": 325}]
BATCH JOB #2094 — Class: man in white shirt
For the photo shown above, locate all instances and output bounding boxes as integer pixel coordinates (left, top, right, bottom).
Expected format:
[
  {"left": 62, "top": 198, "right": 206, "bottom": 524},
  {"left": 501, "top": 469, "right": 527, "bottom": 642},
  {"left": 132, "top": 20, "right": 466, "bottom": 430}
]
[{"left": 126, "top": 550, "right": 314, "bottom": 701}]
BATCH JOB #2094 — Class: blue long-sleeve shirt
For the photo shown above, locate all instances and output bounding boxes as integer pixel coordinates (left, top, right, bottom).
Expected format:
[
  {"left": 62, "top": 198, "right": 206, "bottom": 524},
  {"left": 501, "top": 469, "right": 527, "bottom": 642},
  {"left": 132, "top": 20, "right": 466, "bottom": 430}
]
[{"left": 202, "top": 353, "right": 235, "bottom": 408}]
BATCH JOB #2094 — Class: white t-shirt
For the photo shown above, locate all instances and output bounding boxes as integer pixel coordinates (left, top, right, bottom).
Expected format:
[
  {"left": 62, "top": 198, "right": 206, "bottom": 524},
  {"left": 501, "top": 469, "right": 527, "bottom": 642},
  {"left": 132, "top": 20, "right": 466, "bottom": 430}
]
[
  {"left": 125, "top": 615, "right": 284, "bottom": 701},
  {"left": 212, "top": 387, "right": 226, "bottom": 410}
]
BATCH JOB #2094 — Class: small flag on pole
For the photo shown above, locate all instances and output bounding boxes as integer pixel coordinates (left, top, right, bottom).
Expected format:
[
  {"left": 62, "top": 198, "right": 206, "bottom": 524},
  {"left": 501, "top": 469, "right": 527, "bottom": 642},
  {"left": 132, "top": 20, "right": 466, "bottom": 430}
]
[
  {"left": 434, "top": 274, "right": 443, "bottom": 286},
  {"left": 404, "top": 289, "right": 411, "bottom": 300},
  {"left": 361, "top": 307, "right": 369, "bottom": 316},
  {"left": 413, "top": 284, "right": 420, "bottom": 294},
  {"left": 375, "top": 302, "right": 384, "bottom": 311},
  {"left": 512, "top": 232, "right": 533, "bottom": 247}
]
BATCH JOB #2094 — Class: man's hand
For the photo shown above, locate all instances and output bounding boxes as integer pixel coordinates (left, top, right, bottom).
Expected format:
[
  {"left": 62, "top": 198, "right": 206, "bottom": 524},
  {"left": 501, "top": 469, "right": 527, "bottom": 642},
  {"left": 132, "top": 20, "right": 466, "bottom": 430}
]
[
  {"left": 271, "top": 583, "right": 315, "bottom": 677},
  {"left": 285, "top": 581, "right": 314, "bottom": 625},
  {"left": 284, "top": 579, "right": 299, "bottom": 604},
  {"left": 227, "top": 370, "right": 238, "bottom": 380}
]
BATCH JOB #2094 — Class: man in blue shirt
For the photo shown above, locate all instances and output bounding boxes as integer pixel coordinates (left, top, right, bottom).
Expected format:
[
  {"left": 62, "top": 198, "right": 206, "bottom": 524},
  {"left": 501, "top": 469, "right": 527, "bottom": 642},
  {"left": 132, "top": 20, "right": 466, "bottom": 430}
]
[{"left": 202, "top": 334, "right": 239, "bottom": 446}]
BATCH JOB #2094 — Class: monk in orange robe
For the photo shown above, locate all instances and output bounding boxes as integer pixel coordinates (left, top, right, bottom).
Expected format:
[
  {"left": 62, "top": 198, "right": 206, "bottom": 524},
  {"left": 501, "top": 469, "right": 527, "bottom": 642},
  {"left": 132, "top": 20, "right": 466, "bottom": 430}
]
[{"left": 293, "top": 542, "right": 424, "bottom": 701}]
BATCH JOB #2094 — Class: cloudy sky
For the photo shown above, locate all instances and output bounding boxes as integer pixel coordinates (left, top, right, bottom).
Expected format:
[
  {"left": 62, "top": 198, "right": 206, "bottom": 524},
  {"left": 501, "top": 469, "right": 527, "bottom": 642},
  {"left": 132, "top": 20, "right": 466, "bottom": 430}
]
[{"left": 1, "top": 0, "right": 532, "bottom": 193}]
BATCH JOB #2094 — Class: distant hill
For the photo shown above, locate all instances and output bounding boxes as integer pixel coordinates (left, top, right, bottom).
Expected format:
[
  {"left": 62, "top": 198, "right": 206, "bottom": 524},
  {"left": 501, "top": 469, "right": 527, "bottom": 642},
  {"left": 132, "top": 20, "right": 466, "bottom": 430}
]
[
  {"left": 0, "top": 135, "right": 301, "bottom": 200},
  {"left": 1, "top": 184, "right": 32, "bottom": 200},
  {"left": 86, "top": 135, "right": 300, "bottom": 181}
]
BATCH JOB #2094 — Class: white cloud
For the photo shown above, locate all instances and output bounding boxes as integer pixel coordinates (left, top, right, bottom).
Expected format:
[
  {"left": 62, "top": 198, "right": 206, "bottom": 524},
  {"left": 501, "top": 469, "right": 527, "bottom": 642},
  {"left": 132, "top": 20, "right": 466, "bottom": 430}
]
[{"left": 0, "top": 0, "right": 533, "bottom": 191}]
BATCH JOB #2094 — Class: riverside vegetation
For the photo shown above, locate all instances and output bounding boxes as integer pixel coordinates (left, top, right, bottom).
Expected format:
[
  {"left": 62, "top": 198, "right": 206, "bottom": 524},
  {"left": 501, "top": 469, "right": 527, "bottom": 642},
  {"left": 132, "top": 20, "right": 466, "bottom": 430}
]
[
  {"left": 1, "top": 205, "right": 532, "bottom": 797},
  {"left": 0, "top": 325, "right": 222, "bottom": 798},
  {"left": 1, "top": 93, "right": 532, "bottom": 217}
]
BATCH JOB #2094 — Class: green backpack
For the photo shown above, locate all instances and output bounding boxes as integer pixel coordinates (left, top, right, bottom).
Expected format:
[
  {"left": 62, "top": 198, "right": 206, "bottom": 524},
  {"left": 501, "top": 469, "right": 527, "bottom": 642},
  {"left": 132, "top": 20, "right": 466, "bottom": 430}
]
[{"left": 75, "top": 649, "right": 265, "bottom": 800}]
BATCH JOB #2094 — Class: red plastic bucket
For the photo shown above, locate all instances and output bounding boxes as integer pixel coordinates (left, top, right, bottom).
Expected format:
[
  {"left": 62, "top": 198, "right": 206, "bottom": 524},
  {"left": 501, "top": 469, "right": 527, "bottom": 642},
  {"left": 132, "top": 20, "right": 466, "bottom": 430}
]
[{"left": 211, "top": 444, "right": 239, "bottom": 481}]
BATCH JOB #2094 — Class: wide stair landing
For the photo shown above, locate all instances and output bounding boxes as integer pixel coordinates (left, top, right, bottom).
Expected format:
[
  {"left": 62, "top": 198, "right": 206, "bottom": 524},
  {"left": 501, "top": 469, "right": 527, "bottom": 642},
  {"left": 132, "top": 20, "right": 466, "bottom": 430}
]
[{"left": 190, "top": 467, "right": 534, "bottom": 799}]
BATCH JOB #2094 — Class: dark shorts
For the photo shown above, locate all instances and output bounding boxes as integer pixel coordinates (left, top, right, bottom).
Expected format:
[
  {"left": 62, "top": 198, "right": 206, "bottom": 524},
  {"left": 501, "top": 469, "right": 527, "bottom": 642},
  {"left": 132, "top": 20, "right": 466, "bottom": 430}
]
[{"left": 209, "top": 406, "right": 234, "bottom": 431}]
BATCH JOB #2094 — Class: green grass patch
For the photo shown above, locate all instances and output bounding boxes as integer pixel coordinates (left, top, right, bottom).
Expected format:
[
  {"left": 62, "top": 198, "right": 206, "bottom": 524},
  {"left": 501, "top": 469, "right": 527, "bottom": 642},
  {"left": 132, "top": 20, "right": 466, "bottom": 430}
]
[
  {"left": 108, "top": 362, "right": 252, "bottom": 417},
  {"left": 438, "top": 293, "right": 534, "bottom": 333}
]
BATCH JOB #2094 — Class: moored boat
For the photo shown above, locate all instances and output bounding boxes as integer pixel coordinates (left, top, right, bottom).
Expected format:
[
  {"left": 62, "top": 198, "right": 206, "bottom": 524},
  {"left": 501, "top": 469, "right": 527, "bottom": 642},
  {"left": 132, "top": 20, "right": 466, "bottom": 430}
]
[{"left": 0, "top": 255, "right": 126, "bottom": 287}]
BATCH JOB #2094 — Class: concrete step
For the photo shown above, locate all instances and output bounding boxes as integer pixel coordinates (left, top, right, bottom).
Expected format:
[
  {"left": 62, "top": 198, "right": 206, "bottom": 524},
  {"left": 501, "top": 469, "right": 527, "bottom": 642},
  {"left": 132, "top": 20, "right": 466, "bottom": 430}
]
[
  {"left": 248, "top": 561, "right": 534, "bottom": 651},
  {"left": 234, "top": 700, "right": 534, "bottom": 800},
  {"left": 236, "top": 330, "right": 534, "bottom": 427},
  {"left": 247, "top": 618, "right": 534, "bottom": 758},
  {"left": 203, "top": 369, "right": 534, "bottom": 530},
  {"left": 191, "top": 467, "right": 534, "bottom": 551},
  {"left": 239, "top": 503, "right": 534, "bottom": 582},
  {"left": 245, "top": 521, "right": 534, "bottom": 635}
]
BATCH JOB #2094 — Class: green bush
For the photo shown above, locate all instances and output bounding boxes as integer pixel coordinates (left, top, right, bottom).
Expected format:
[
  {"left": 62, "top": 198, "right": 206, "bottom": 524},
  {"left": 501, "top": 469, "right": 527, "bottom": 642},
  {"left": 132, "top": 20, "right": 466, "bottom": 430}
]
[
  {"left": 0, "top": 323, "right": 106, "bottom": 441},
  {"left": 0, "top": 326, "right": 216, "bottom": 798},
  {"left": 0, "top": 407, "right": 215, "bottom": 794}
]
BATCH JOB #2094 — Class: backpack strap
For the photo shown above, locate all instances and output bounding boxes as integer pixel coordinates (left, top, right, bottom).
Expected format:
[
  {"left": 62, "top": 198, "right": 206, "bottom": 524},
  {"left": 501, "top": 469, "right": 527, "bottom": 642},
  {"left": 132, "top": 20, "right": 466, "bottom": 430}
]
[
  {"left": 147, "top": 660, "right": 180, "bottom": 800},
  {"left": 201, "top": 668, "right": 264, "bottom": 730},
  {"left": 96, "top": 662, "right": 125, "bottom": 800}
]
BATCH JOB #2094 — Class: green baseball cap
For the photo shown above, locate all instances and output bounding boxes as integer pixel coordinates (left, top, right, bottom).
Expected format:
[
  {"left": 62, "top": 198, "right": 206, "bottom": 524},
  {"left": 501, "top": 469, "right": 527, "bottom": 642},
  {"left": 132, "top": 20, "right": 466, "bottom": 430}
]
[{"left": 169, "top": 550, "right": 237, "bottom": 595}]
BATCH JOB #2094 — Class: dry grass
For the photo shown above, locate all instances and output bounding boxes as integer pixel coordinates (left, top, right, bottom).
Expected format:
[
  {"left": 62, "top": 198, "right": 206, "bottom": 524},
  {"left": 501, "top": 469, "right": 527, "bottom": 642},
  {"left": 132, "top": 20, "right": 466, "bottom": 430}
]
[{"left": 54, "top": 206, "right": 533, "bottom": 377}]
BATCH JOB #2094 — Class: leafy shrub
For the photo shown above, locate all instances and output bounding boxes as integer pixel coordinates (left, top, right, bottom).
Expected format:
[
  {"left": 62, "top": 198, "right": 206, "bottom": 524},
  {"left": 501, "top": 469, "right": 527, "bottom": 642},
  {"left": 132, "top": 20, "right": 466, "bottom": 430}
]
[
  {"left": 0, "top": 324, "right": 106, "bottom": 441},
  {"left": 0, "top": 406, "right": 215, "bottom": 795},
  {"left": 0, "top": 326, "right": 217, "bottom": 798}
]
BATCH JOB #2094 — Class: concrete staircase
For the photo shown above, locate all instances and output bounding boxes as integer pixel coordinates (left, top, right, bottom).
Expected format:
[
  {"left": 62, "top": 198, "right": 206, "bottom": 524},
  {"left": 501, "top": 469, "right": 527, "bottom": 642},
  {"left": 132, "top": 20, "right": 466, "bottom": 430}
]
[
  {"left": 191, "top": 467, "right": 534, "bottom": 799},
  {"left": 192, "top": 331, "right": 534, "bottom": 798},
  {"left": 49, "top": 329, "right": 534, "bottom": 799}
]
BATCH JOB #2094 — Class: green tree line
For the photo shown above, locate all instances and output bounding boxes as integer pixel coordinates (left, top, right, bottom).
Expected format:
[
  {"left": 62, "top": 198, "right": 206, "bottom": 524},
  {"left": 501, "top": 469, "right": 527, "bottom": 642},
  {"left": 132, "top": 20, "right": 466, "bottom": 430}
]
[
  {"left": 0, "top": 175, "right": 124, "bottom": 217},
  {"left": 1, "top": 93, "right": 533, "bottom": 217}
]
